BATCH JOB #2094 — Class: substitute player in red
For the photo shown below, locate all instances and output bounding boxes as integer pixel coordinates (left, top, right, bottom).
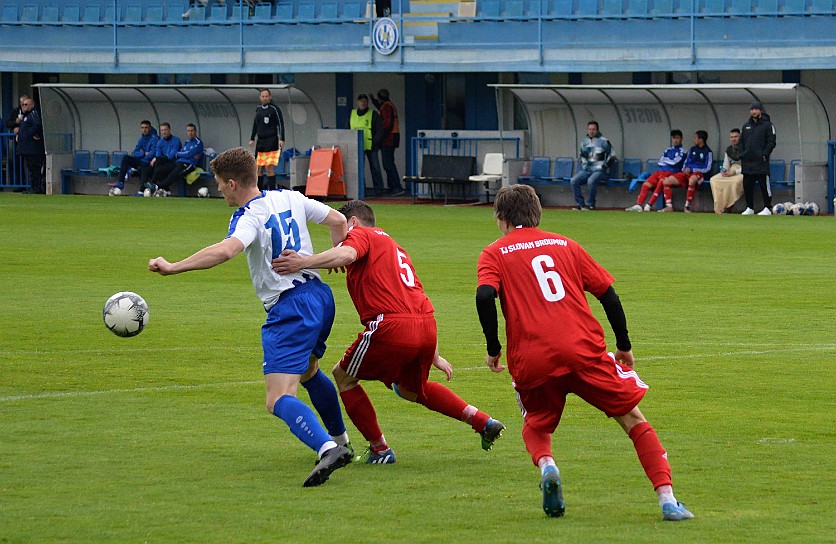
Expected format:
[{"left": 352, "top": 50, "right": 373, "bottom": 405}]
[
  {"left": 274, "top": 200, "right": 505, "bottom": 463},
  {"left": 476, "top": 185, "right": 693, "bottom": 521}
]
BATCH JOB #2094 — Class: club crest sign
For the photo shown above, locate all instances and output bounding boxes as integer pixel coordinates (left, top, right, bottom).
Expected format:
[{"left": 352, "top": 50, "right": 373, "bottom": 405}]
[{"left": 372, "top": 17, "right": 399, "bottom": 55}]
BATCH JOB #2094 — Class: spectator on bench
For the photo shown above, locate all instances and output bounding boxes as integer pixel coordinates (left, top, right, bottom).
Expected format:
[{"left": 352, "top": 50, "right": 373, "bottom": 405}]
[
  {"left": 152, "top": 123, "right": 204, "bottom": 196},
  {"left": 142, "top": 122, "right": 181, "bottom": 193},
  {"left": 111, "top": 120, "right": 158, "bottom": 190},
  {"left": 709, "top": 128, "right": 743, "bottom": 214},
  {"left": 570, "top": 121, "right": 612, "bottom": 211}
]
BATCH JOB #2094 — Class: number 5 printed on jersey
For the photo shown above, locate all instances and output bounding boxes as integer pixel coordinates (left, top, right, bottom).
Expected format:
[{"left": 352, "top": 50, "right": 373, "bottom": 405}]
[
  {"left": 531, "top": 254, "right": 565, "bottom": 301},
  {"left": 397, "top": 249, "right": 415, "bottom": 287},
  {"left": 265, "top": 210, "right": 301, "bottom": 259}
]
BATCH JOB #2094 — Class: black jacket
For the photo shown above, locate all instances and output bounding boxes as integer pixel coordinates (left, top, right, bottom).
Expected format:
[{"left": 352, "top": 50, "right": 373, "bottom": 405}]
[{"left": 740, "top": 112, "right": 776, "bottom": 176}]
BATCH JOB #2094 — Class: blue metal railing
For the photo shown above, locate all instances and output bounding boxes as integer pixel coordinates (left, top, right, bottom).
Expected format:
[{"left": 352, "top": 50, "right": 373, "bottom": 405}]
[{"left": 0, "top": 133, "right": 30, "bottom": 190}]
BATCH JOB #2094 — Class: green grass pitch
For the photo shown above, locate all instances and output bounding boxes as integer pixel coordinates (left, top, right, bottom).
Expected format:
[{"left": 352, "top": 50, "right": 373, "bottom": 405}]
[{"left": 1, "top": 194, "right": 834, "bottom": 543}]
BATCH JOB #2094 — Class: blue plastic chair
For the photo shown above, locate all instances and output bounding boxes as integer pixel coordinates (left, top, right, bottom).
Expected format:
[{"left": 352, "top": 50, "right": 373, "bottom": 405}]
[
  {"left": 125, "top": 4, "right": 143, "bottom": 22},
  {"left": 505, "top": 0, "right": 525, "bottom": 16},
  {"left": 481, "top": 0, "right": 501, "bottom": 16},
  {"left": 320, "top": 1, "right": 339, "bottom": 18},
  {"left": 1, "top": 4, "right": 18, "bottom": 22},
  {"left": 297, "top": 2, "right": 316, "bottom": 19},
  {"left": 146, "top": 5, "right": 165, "bottom": 21},
  {"left": 43, "top": 5, "right": 60, "bottom": 21},
  {"left": 645, "top": 159, "right": 660, "bottom": 174},
  {"left": 62, "top": 4, "right": 81, "bottom": 22},
  {"left": 621, "top": 158, "right": 643, "bottom": 178},
  {"left": 552, "top": 0, "right": 574, "bottom": 15},
  {"left": 603, "top": 0, "right": 623, "bottom": 15},
  {"left": 21, "top": 4, "right": 39, "bottom": 22},
  {"left": 274, "top": 2, "right": 294, "bottom": 19},
  {"left": 82, "top": 5, "right": 101, "bottom": 22},
  {"left": 554, "top": 157, "right": 575, "bottom": 180},
  {"left": 769, "top": 159, "right": 786, "bottom": 182},
  {"left": 254, "top": 1, "right": 273, "bottom": 19}
]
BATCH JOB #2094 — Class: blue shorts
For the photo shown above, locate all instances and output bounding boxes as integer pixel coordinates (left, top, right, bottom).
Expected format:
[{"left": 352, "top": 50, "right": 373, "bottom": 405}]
[{"left": 261, "top": 278, "right": 336, "bottom": 375}]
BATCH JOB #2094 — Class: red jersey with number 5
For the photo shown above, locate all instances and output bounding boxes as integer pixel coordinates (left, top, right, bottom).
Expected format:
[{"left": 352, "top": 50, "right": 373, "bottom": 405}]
[
  {"left": 341, "top": 225, "right": 434, "bottom": 324},
  {"left": 477, "top": 226, "right": 614, "bottom": 389}
]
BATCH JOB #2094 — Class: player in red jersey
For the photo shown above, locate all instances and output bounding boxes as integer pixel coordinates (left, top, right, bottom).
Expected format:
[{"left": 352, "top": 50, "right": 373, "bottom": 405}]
[
  {"left": 476, "top": 185, "right": 693, "bottom": 521},
  {"left": 274, "top": 200, "right": 505, "bottom": 463}
]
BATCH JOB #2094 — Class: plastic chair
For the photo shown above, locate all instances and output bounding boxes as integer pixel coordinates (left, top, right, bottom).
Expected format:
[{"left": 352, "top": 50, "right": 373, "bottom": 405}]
[
  {"left": 62, "top": 4, "right": 81, "bottom": 22},
  {"left": 21, "top": 4, "right": 39, "bottom": 22},
  {"left": 554, "top": 157, "right": 575, "bottom": 180},
  {"left": 769, "top": 159, "right": 785, "bottom": 182},
  {"left": 470, "top": 153, "right": 504, "bottom": 185},
  {"left": 1, "top": 4, "right": 18, "bottom": 22},
  {"left": 82, "top": 5, "right": 101, "bottom": 22},
  {"left": 621, "top": 158, "right": 643, "bottom": 178},
  {"left": 146, "top": 5, "right": 165, "bottom": 21},
  {"left": 298, "top": 2, "right": 316, "bottom": 19},
  {"left": 529, "top": 156, "right": 551, "bottom": 178},
  {"left": 43, "top": 5, "right": 60, "bottom": 21},
  {"left": 253, "top": 1, "right": 273, "bottom": 19},
  {"left": 91, "top": 150, "right": 110, "bottom": 171},
  {"left": 645, "top": 159, "right": 659, "bottom": 174},
  {"left": 274, "top": 2, "right": 294, "bottom": 18}
]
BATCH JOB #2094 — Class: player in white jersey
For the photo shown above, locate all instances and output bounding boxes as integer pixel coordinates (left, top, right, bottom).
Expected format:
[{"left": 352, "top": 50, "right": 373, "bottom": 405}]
[{"left": 148, "top": 147, "right": 353, "bottom": 487}]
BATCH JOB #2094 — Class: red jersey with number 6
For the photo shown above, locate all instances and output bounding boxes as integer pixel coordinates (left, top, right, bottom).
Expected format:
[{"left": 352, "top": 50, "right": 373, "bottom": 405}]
[
  {"left": 477, "top": 226, "right": 614, "bottom": 389},
  {"left": 341, "top": 225, "right": 434, "bottom": 324}
]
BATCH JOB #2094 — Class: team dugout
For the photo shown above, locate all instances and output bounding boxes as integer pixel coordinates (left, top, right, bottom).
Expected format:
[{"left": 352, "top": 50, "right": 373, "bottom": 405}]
[
  {"left": 493, "top": 83, "right": 830, "bottom": 169},
  {"left": 34, "top": 84, "right": 323, "bottom": 180}
]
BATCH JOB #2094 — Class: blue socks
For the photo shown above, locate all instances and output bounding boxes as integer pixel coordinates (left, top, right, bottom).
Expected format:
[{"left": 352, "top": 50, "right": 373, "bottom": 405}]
[
  {"left": 273, "top": 395, "right": 332, "bottom": 452},
  {"left": 301, "top": 369, "right": 347, "bottom": 437}
]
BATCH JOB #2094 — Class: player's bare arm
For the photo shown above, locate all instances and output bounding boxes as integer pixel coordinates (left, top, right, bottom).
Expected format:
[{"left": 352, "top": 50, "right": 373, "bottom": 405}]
[
  {"left": 321, "top": 208, "right": 349, "bottom": 247},
  {"left": 272, "top": 245, "right": 358, "bottom": 275},
  {"left": 149, "top": 237, "right": 244, "bottom": 276}
]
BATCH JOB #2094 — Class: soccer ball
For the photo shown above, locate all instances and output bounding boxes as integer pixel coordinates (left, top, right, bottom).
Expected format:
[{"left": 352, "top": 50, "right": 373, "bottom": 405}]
[
  {"left": 790, "top": 203, "right": 805, "bottom": 216},
  {"left": 143, "top": 188, "right": 152, "bottom": 197},
  {"left": 197, "top": 186, "right": 210, "bottom": 198},
  {"left": 772, "top": 203, "right": 786, "bottom": 215},
  {"left": 804, "top": 202, "right": 819, "bottom": 216},
  {"left": 103, "top": 291, "right": 149, "bottom": 337},
  {"left": 108, "top": 187, "right": 122, "bottom": 196}
]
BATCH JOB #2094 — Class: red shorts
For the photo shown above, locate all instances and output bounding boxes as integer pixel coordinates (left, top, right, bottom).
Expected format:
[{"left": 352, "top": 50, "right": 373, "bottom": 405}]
[
  {"left": 339, "top": 313, "right": 437, "bottom": 396},
  {"left": 515, "top": 353, "right": 648, "bottom": 434}
]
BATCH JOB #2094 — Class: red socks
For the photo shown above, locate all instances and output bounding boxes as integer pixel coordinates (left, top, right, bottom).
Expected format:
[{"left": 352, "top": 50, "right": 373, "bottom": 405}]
[
  {"left": 418, "top": 381, "right": 490, "bottom": 432},
  {"left": 686, "top": 185, "right": 696, "bottom": 205},
  {"left": 628, "top": 422, "right": 672, "bottom": 489},
  {"left": 637, "top": 182, "right": 651, "bottom": 205},
  {"left": 339, "top": 386, "right": 383, "bottom": 443}
]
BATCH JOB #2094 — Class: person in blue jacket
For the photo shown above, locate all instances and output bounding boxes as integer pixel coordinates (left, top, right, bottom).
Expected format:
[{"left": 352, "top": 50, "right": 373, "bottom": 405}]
[
  {"left": 141, "top": 122, "right": 181, "bottom": 191},
  {"left": 111, "top": 120, "right": 158, "bottom": 190},
  {"left": 154, "top": 123, "right": 204, "bottom": 195}
]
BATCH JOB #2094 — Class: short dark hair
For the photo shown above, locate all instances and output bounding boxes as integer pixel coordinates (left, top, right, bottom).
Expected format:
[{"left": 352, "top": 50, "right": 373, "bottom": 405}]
[
  {"left": 186, "top": 123, "right": 197, "bottom": 131},
  {"left": 493, "top": 185, "right": 541, "bottom": 228},
  {"left": 260, "top": 89, "right": 271, "bottom": 96},
  {"left": 671, "top": 129, "right": 683, "bottom": 138},
  {"left": 160, "top": 122, "right": 171, "bottom": 130},
  {"left": 338, "top": 200, "right": 376, "bottom": 226},
  {"left": 730, "top": 128, "right": 741, "bottom": 134},
  {"left": 587, "top": 121, "right": 599, "bottom": 129},
  {"left": 140, "top": 120, "right": 152, "bottom": 126},
  {"left": 695, "top": 130, "right": 708, "bottom": 143},
  {"left": 210, "top": 147, "right": 257, "bottom": 187}
]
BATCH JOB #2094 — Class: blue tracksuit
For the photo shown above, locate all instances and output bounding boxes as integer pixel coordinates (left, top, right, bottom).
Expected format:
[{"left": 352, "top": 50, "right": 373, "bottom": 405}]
[
  {"left": 657, "top": 145, "right": 685, "bottom": 173},
  {"left": 132, "top": 129, "right": 159, "bottom": 165},
  {"left": 155, "top": 135, "right": 182, "bottom": 160},
  {"left": 175, "top": 137, "right": 204, "bottom": 167},
  {"left": 683, "top": 144, "right": 714, "bottom": 175}
]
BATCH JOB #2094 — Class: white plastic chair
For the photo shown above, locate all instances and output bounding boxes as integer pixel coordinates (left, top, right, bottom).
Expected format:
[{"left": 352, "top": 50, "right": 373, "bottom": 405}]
[{"left": 469, "top": 153, "right": 504, "bottom": 186}]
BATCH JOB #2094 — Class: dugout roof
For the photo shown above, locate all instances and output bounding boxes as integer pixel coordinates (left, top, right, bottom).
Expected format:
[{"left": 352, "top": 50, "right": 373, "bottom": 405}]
[
  {"left": 491, "top": 84, "right": 830, "bottom": 165},
  {"left": 32, "top": 84, "right": 323, "bottom": 156}
]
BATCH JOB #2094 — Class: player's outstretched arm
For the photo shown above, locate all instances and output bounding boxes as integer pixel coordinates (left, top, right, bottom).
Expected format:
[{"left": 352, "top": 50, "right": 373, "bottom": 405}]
[
  {"left": 321, "top": 208, "right": 348, "bottom": 247},
  {"left": 272, "top": 246, "right": 358, "bottom": 275},
  {"left": 149, "top": 237, "right": 244, "bottom": 276}
]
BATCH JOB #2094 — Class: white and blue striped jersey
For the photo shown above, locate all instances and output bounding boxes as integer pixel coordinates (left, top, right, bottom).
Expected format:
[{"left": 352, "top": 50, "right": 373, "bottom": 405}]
[{"left": 226, "top": 190, "right": 330, "bottom": 310}]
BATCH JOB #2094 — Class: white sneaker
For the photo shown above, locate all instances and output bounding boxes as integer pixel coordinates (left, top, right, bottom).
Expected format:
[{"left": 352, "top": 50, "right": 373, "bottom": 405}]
[
  {"left": 741, "top": 207, "right": 755, "bottom": 215},
  {"left": 757, "top": 207, "right": 772, "bottom": 216},
  {"left": 625, "top": 204, "right": 643, "bottom": 212},
  {"left": 643, "top": 204, "right": 651, "bottom": 212},
  {"left": 658, "top": 205, "right": 673, "bottom": 213}
]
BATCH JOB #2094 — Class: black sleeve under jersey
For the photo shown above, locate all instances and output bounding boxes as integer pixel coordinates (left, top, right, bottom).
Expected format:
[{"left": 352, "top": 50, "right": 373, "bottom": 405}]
[
  {"left": 275, "top": 106, "right": 285, "bottom": 142},
  {"left": 475, "top": 284, "right": 502, "bottom": 357},
  {"left": 597, "top": 285, "right": 631, "bottom": 352}
]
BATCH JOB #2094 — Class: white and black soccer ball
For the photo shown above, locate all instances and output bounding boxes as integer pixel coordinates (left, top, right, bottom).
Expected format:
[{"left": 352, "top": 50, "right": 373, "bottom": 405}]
[
  {"left": 197, "top": 186, "right": 210, "bottom": 198},
  {"left": 772, "top": 202, "right": 787, "bottom": 215},
  {"left": 804, "top": 202, "right": 819, "bottom": 216},
  {"left": 103, "top": 291, "right": 149, "bottom": 337},
  {"left": 790, "top": 203, "right": 805, "bottom": 216},
  {"left": 108, "top": 187, "right": 122, "bottom": 196},
  {"left": 143, "top": 188, "right": 152, "bottom": 197}
]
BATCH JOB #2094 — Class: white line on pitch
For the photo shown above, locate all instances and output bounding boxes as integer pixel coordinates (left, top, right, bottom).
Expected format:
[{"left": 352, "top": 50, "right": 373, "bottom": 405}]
[{"left": 2, "top": 345, "right": 834, "bottom": 403}]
